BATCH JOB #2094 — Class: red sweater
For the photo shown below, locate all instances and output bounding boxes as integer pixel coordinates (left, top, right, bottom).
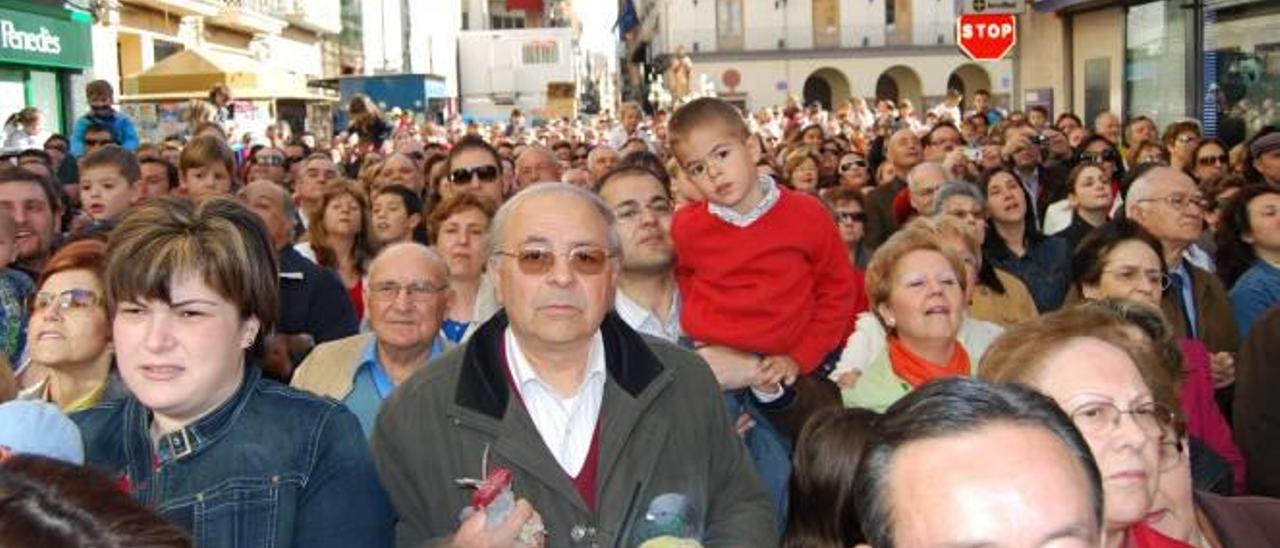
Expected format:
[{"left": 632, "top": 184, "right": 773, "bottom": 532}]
[{"left": 673, "top": 189, "right": 865, "bottom": 373}]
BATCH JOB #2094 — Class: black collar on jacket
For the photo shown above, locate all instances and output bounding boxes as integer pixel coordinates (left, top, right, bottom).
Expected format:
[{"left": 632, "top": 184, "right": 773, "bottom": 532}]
[{"left": 455, "top": 310, "right": 664, "bottom": 419}]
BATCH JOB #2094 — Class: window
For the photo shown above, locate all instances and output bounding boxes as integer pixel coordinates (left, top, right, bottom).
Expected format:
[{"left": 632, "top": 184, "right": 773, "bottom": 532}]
[
  {"left": 491, "top": 14, "right": 526, "bottom": 29},
  {"left": 154, "top": 40, "right": 182, "bottom": 63},
  {"left": 1125, "top": 0, "right": 1188, "bottom": 129},
  {"left": 521, "top": 41, "right": 559, "bottom": 65},
  {"left": 1201, "top": 0, "right": 1280, "bottom": 144},
  {"left": 716, "top": 0, "right": 743, "bottom": 51},
  {"left": 886, "top": 0, "right": 896, "bottom": 26}
]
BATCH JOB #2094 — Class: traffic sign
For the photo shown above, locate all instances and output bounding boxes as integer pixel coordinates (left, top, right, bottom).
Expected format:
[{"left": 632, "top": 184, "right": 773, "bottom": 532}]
[{"left": 956, "top": 14, "right": 1017, "bottom": 61}]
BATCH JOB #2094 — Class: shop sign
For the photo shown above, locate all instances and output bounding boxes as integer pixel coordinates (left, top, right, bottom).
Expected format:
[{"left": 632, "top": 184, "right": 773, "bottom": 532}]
[
  {"left": 0, "top": 7, "right": 92, "bottom": 69},
  {"left": 962, "top": 0, "right": 1025, "bottom": 14}
]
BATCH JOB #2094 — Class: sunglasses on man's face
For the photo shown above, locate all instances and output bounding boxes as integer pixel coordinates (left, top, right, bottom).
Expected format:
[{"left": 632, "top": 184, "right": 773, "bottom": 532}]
[
  {"left": 839, "top": 160, "right": 867, "bottom": 172},
  {"left": 836, "top": 211, "right": 866, "bottom": 224},
  {"left": 494, "top": 247, "right": 613, "bottom": 276},
  {"left": 1197, "top": 154, "right": 1228, "bottom": 167},
  {"left": 255, "top": 155, "right": 285, "bottom": 166},
  {"left": 449, "top": 165, "right": 500, "bottom": 184}
]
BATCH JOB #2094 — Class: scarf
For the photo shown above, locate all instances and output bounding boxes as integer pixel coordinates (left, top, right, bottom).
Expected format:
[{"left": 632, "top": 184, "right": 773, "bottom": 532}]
[
  {"left": 887, "top": 336, "right": 971, "bottom": 388},
  {"left": 1127, "top": 521, "right": 1196, "bottom": 548}
]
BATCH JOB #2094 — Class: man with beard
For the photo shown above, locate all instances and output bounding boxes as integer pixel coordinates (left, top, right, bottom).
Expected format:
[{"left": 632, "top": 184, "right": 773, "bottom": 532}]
[{"left": 0, "top": 167, "right": 63, "bottom": 278}]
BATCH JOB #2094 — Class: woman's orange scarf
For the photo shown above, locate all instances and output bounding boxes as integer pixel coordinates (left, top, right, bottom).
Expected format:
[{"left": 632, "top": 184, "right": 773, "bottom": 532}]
[{"left": 888, "top": 336, "right": 971, "bottom": 388}]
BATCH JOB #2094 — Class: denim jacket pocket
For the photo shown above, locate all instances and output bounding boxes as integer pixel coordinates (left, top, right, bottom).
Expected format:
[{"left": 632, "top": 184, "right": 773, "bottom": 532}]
[{"left": 191, "top": 475, "right": 297, "bottom": 548}]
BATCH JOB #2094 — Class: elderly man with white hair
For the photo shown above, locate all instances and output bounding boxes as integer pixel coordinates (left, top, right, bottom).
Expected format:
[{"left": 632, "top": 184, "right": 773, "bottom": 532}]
[
  {"left": 1125, "top": 165, "right": 1240, "bottom": 385},
  {"left": 514, "top": 145, "right": 563, "bottom": 190},
  {"left": 291, "top": 242, "right": 452, "bottom": 437},
  {"left": 906, "top": 161, "right": 950, "bottom": 219}
]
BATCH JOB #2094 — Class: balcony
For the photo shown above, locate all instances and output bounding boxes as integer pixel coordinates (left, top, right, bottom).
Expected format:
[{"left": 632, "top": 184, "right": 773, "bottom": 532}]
[
  {"left": 125, "top": 0, "right": 222, "bottom": 18},
  {"left": 281, "top": 0, "right": 342, "bottom": 35},
  {"left": 208, "top": 0, "right": 289, "bottom": 34}
]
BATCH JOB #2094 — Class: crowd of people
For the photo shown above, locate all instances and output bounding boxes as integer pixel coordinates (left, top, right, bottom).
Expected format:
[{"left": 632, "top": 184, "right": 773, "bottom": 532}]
[{"left": 1, "top": 75, "right": 1280, "bottom": 547}]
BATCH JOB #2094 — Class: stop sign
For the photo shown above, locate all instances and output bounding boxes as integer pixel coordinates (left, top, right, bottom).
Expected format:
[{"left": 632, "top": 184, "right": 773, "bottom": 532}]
[{"left": 956, "top": 14, "right": 1017, "bottom": 60}]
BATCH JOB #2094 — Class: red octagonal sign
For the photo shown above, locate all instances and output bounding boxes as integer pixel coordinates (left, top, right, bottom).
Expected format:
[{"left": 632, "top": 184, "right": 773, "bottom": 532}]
[{"left": 956, "top": 14, "right": 1017, "bottom": 61}]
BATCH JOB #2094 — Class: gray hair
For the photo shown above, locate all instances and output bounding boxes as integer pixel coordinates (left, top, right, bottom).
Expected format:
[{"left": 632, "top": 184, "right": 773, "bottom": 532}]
[
  {"left": 369, "top": 241, "right": 450, "bottom": 281},
  {"left": 488, "top": 182, "right": 622, "bottom": 258},
  {"left": 931, "top": 182, "right": 986, "bottom": 216},
  {"left": 906, "top": 162, "right": 948, "bottom": 193},
  {"left": 1124, "top": 165, "right": 1188, "bottom": 218},
  {"left": 587, "top": 145, "right": 618, "bottom": 165}
]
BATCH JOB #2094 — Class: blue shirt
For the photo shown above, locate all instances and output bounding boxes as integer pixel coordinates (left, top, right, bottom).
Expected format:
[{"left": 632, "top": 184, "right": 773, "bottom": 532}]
[
  {"left": 1230, "top": 260, "right": 1280, "bottom": 337},
  {"left": 345, "top": 336, "right": 445, "bottom": 437}
]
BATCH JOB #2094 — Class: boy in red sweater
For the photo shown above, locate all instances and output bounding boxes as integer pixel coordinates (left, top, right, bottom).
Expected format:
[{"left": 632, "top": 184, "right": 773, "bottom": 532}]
[{"left": 668, "top": 98, "right": 864, "bottom": 388}]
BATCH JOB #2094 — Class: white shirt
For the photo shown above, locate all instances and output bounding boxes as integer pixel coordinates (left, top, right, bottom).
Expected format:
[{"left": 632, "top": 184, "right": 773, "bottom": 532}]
[
  {"left": 830, "top": 311, "right": 1004, "bottom": 378},
  {"left": 504, "top": 328, "right": 607, "bottom": 476},
  {"left": 614, "top": 289, "right": 681, "bottom": 343}
]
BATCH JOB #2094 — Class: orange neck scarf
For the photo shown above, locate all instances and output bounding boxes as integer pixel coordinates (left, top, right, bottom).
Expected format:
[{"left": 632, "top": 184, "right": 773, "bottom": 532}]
[{"left": 888, "top": 336, "right": 971, "bottom": 388}]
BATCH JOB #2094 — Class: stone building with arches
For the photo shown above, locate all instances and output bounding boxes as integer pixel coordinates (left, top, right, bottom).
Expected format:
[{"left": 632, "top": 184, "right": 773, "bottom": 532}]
[{"left": 622, "top": 0, "right": 1014, "bottom": 113}]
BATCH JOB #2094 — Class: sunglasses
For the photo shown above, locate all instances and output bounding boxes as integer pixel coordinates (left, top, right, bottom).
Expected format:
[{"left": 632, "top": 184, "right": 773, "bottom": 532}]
[
  {"left": 1080, "top": 150, "right": 1119, "bottom": 164},
  {"left": 839, "top": 160, "right": 867, "bottom": 172},
  {"left": 494, "top": 247, "right": 613, "bottom": 276},
  {"left": 84, "top": 138, "right": 115, "bottom": 147},
  {"left": 31, "top": 288, "right": 102, "bottom": 314},
  {"left": 836, "top": 211, "right": 866, "bottom": 223},
  {"left": 449, "top": 165, "right": 500, "bottom": 184},
  {"left": 1197, "top": 154, "right": 1228, "bottom": 166}
]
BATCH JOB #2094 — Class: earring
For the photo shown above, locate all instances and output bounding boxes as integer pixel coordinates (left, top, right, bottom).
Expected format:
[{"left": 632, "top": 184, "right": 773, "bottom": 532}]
[{"left": 885, "top": 317, "right": 896, "bottom": 328}]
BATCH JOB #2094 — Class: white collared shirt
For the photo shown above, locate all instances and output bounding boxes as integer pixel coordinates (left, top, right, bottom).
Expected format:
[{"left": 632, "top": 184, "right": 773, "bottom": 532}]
[
  {"left": 504, "top": 328, "right": 607, "bottom": 476},
  {"left": 614, "top": 289, "right": 681, "bottom": 343},
  {"left": 707, "top": 175, "right": 781, "bottom": 227}
]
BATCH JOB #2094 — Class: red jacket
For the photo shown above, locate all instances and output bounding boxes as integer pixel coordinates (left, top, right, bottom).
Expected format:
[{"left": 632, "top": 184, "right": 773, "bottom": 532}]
[{"left": 673, "top": 189, "right": 865, "bottom": 373}]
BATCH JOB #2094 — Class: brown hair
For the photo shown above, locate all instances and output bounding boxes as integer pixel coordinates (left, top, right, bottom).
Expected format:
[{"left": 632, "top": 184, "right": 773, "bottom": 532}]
[
  {"left": 178, "top": 135, "right": 235, "bottom": 176},
  {"left": 0, "top": 357, "right": 15, "bottom": 402},
  {"left": 308, "top": 179, "right": 372, "bottom": 276},
  {"left": 667, "top": 97, "right": 750, "bottom": 157},
  {"left": 0, "top": 454, "right": 191, "bottom": 547},
  {"left": 782, "top": 149, "right": 821, "bottom": 189},
  {"left": 978, "top": 306, "right": 1179, "bottom": 414},
  {"left": 428, "top": 192, "right": 496, "bottom": 244},
  {"left": 1161, "top": 121, "right": 1202, "bottom": 149},
  {"left": 783, "top": 407, "right": 877, "bottom": 548},
  {"left": 84, "top": 80, "right": 113, "bottom": 101},
  {"left": 823, "top": 186, "right": 865, "bottom": 209},
  {"left": 105, "top": 197, "right": 279, "bottom": 353},
  {"left": 79, "top": 145, "right": 141, "bottom": 184},
  {"left": 864, "top": 219, "right": 969, "bottom": 326}
]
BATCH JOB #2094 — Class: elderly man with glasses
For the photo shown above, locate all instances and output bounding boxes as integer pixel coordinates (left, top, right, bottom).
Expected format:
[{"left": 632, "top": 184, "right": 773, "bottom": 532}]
[{"left": 372, "top": 183, "right": 775, "bottom": 547}]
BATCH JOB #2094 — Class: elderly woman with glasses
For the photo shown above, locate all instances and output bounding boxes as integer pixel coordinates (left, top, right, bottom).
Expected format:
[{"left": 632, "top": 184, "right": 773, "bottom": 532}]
[
  {"left": 1072, "top": 219, "right": 1245, "bottom": 493},
  {"left": 980, "top": 306, "right": 1181, "bottom": 547},
  {"left": 17, "top": 239, "right": 127, "bottom": 411}
]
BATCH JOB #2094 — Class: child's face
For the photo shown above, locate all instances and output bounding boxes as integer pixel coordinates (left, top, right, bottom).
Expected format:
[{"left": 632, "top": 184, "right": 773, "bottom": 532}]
[
  {"left": 80, "top": 165, "right": 137, "bottom": 221},
  {"left": 673, "top": 120, "right": 762, "bottom": 214},
  {"left": 181, "top": 163, "right": 233, "bottom": 202},
  {"left": 89, "top": 94, "right": 113, "bottom": 112}
]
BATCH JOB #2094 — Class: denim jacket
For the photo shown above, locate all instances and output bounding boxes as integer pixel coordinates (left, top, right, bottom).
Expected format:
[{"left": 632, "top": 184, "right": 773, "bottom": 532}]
[{"left": 73, "top": 366, "right": 395, "bottom": 548}]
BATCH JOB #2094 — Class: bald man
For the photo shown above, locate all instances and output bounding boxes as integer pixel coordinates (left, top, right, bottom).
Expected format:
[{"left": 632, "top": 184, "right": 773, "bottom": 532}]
[
  {"left": 865, "top": 128, "right": 923, "bottom": 249},
  {"left": 292, "top": 242, "right": 452, "bottom": 437},
  {"left": 514, "top": 146, "right": 562, "bottom": 190}
]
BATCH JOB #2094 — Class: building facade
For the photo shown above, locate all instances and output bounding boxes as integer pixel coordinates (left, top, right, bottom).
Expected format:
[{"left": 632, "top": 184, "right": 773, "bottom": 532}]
[
  {"left": 1019, "top": 0, "right": 1278, "bottom": 147},
  {"left": 624, "top": 0, "right": 1014, "bottom": 113},
  {"left": 0, "top": 1, "right": 93, "bottom": 136}
]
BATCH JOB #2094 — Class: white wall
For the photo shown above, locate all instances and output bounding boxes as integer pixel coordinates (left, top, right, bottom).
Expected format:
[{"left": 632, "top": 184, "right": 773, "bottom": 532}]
[
  {"left": 266, "top": 35, "right": 325, "bottom": 77},
  {"left": 410, "top": 0, "right": 462, "bottom": 97},
  {"left": 459, "top": 28, "right": 575, "bottom": 120},
  {"left": 663, "top": 0, "right": 719, "bottom": 54},
  {"left": 362, "top": 0, "right": 405, "bottom": 74},
  {"left": 912, "top": 0, "right": 954, "bottom": 46}
]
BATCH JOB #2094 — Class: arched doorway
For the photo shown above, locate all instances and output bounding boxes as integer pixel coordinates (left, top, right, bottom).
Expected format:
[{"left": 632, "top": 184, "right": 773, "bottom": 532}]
[
  {"left": 875, "top": 66, "right": 923, "bottom": 108},
  {"left": 802, "top": 68, "right": 851, "bottom": 111},
  {"left": 948, "top": 64, "right": 993, "bottom": 104}
]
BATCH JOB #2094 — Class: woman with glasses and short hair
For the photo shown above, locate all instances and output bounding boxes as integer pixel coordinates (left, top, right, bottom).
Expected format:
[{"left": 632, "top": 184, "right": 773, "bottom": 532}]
[
  {"left": 17, "top": 239, "right": 127, "bottom": 411},
  {"left": 1071, "top": 219, "right": 1245, "bottom": 493},
  {"left": 1189, "top": 139, "right": 1231, "bottom": 185}
]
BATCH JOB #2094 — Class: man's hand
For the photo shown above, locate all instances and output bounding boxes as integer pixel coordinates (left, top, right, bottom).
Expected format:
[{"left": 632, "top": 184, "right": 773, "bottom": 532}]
[
  {"left": 1210, "top": 351, "right": 1235, "bottom": 388},
  {"left": 451, "top": 499, "right": 545, "bottom": 548},
  {"left": 759, "top": 354, "right": 800, "bottom": 387},
  {"left": 697, "top": 345, "right": 764, "bottom": 390}
]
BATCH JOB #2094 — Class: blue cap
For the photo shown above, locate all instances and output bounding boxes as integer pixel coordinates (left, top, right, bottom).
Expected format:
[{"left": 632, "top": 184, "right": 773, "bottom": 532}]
[{"left": 0, "top": 400, "right": 84, "bottom": 464}]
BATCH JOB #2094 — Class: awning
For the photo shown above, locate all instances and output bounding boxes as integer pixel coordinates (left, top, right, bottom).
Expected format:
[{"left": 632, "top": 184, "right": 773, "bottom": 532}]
[
  {"left": 506, "top": 0, "right": 543, "bottom": 12},
  {"left": 120, "top": 48, "right": 328, "bottom": 101}
]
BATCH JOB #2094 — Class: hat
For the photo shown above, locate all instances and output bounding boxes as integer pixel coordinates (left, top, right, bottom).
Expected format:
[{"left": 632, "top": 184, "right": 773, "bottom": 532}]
[
  {"left": 0, "top": 400, "right": 84, "bottom": 464},
  {"left": 1250, "top": 132, "right": 1280, "bottom": 158}
]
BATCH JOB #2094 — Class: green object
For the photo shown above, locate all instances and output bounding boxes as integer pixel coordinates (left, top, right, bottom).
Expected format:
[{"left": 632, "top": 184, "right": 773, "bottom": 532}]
[{"left": 0, "top": 6, "right": 92, "bottom": 70}]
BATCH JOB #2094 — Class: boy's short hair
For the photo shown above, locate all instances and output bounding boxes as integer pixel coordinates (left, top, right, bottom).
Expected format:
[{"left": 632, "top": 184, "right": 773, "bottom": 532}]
[
  {"left": 85, "top": 80, "right": 114, "bottom": 100},
  {"left": 179, "top": 135, "right": 235, "bottom": 175},
  {"left": 667, "top": 97, "right": 750, "bottom": 157},
  {"left": 79, "top": 145, "right": 141, "bottom": 183}
]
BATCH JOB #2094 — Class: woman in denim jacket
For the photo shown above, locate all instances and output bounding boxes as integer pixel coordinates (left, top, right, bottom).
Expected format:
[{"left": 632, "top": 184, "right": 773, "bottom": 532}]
[{"left": 73, "top": 197, "right": 395, "bottom": 548}]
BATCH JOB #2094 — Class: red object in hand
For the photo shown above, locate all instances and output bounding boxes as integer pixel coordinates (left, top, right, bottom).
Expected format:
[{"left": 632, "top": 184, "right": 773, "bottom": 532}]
[{"left": 469, "top": 467, "right": 513, "bottom": 509}]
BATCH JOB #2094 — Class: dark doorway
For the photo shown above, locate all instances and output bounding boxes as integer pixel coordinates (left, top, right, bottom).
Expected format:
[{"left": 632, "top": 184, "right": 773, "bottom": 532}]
[
  {"left": 803, "top": 75, "right": 833, "bottom": 110},
  {"left": 875, "top": 73, "right": 900, "bottom": 102}
]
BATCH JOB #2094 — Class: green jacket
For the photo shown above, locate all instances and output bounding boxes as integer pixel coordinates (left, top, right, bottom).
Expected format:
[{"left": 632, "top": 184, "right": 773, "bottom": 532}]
[{"left": 371, "top": 311, "right": 777, "bottom": 547}]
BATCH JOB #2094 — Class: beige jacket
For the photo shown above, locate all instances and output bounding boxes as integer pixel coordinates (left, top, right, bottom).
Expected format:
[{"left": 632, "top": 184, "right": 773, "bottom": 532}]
[{"left": 291, "top": 332, "right": 375, "bottom": 401}]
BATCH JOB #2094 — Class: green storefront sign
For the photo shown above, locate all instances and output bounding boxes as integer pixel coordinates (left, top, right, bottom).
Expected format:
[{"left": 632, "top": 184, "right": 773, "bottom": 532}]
[{"left": 0, "top": 6, "right": 91, "bottom": 70}]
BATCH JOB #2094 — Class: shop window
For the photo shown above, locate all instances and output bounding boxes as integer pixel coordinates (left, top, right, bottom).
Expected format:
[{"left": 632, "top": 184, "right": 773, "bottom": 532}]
[
  {"left": 1125, "top": 0, "right": 1188, "bottom": 130},
  {"left": 1084, "top": 57, "right": 1111, "bottom": 125},
  {"left": 1202, "top": 0, "right": 1280, "bottom": 146}
]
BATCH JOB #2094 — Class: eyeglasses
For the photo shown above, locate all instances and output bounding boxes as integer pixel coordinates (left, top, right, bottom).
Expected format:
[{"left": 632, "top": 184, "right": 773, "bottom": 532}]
[
  {"left": 1176, "top": 134, "right": 1200, "bottom": 145},
  {"left": 1069, "top": 400, "right": 1175, "bottom": 439},
  {"left": 1080, "top": 150, "right": 1119, "bottom": 164},
  {"left": 1102, "top": 267, "right": 1171, "bottom": 290},
  {"left": 1197, "top": 154, "right": 1228, "bottom": 166},
  {"left": 614, "top": 197, "right": 674, "bottom": 223},
  {"left": 368, "top": 280, "right": 447, "bottom": 303},
  {"left": 839, "top": 160, "right": 867, "bottom": 172},
  {"left": 84, "top": 138, "right": 114, "bottom": 147},
  {"left": 836, "top": 211, "right": 865, "bottom": 224},
  {"left": 449, "top": 165, "right": 500, "bottom": 185},
  {"left": 494, "top": 247, "right": 613, "bottom": 276},
  {"left": 255, "top": 155, "right": 285, "bottom": 166},
  {"left": 31, "top": 288, "right": 102, "bottom": 314},
  {"left": 285, "top": 155, "right": 304, "bottom": 165},
  {"left": 1138, "top": 193, "right": 1208, "bottom": 212}
]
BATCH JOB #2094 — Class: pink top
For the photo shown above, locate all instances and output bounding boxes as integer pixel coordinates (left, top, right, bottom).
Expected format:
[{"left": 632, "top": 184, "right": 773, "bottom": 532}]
[{"left": 1179, "top": 338, "right": 1245, "bottom": 493}]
